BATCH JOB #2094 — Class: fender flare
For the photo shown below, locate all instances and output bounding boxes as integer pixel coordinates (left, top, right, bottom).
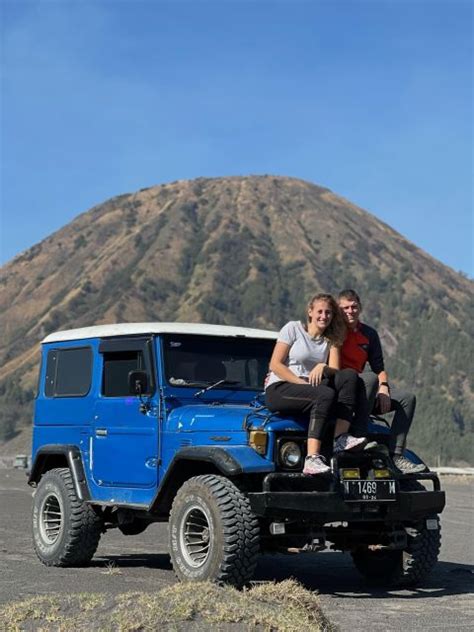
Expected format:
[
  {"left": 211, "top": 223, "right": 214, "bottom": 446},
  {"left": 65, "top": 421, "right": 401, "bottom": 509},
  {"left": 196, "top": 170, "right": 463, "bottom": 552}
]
[
  {"left": 171, "top": 446, "right": 244, "bottom": 475},
  {"left": 149, "top": 446, "right": 248, "bottom": 514},
  {"left": 28, "top": 444, "right": 90, "bottom": 501}
]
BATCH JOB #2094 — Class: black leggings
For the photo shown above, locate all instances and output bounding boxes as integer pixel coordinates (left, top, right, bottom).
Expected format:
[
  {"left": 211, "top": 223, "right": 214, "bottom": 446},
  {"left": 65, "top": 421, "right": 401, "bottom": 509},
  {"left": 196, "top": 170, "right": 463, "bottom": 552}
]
[{"left": 265, "top": 369, "right": 358, "bottom": 440}]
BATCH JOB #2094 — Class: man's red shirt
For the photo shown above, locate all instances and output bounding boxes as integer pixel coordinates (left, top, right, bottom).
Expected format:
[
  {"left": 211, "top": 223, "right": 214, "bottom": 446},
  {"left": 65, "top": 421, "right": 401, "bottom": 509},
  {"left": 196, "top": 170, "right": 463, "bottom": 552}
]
[{"left": 341, "top": 322, "right": 384, "bottom": 375}]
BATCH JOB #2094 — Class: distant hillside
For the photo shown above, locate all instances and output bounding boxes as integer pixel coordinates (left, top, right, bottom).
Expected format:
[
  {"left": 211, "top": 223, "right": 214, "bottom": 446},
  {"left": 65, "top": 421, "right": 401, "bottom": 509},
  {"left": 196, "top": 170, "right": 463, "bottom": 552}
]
[{"left": 1, "top": 175, "right": 473, "bottom": 463}]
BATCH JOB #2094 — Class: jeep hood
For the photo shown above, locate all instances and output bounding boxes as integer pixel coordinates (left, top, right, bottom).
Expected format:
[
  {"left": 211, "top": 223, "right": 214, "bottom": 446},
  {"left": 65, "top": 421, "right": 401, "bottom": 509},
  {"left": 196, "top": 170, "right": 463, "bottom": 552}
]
[{"left": 166, "top": 404, "right": 308, "bottom": 434}]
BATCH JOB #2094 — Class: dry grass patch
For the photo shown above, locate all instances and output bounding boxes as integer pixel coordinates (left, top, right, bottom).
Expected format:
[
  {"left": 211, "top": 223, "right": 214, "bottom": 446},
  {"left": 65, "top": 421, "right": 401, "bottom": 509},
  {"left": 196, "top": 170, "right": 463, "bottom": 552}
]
[
  {"left": 101, "top": 561, "right": 122, "bottom": 576},
  {"left": 0, "top": 579, "right": 336, "bottom": 631}
]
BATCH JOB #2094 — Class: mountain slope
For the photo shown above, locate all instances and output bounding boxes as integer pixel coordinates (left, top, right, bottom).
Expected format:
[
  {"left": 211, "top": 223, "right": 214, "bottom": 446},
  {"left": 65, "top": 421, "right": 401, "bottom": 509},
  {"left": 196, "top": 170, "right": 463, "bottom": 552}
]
[{"left": 1, "top": 176, "right": 472, "bottom": 463}]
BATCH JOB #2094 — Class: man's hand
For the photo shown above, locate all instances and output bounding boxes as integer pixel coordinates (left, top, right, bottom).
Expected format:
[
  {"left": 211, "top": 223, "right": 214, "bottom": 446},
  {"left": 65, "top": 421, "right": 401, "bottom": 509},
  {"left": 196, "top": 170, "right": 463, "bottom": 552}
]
[
  {"left": 376, "top": 384, "right": 391, "bottom": 414},
  {"left": 308, "top": 363, "right": 327, "bottom": 386}
]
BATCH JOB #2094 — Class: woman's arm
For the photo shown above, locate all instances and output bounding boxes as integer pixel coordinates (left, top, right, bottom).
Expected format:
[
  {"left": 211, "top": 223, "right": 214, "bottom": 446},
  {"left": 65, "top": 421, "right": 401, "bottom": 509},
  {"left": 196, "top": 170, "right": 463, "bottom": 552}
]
[
  {"left": 269, "top": 341, "right": 307, "bottom": 385},
  {"left": 307, "top": 345, "right": 340, "bottom": 385},
  {"left": 327, "top": 346, "right": 341, "bottom": 371}
]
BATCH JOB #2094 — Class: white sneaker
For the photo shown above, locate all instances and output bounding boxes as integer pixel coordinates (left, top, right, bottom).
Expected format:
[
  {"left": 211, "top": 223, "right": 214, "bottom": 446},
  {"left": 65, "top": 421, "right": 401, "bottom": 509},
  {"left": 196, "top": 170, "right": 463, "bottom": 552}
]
[
  {"left": 333, "top": 433, "right": 367, "bottom": 454},
  {"left": 303, "top": 454, "right": 331, "bottom": 475}
]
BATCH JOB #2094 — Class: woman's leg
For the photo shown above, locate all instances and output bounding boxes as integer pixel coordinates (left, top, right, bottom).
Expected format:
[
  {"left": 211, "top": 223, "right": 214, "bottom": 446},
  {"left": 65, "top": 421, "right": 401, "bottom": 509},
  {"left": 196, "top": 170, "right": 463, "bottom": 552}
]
[
  {"left": 329, "top": 368, "right": 359, "bottom": 436},
  {"left": 307, "top": 437, "right": 322, "bottom": 456},
  {"left": 266, "top": 382, "right": 336, "bottom": 456},
  {"left": 352, "top": 373, "right": 379, "bottom": 436},
  {"left": 327, "top": 369, "right": 368, "bottom": 452}
]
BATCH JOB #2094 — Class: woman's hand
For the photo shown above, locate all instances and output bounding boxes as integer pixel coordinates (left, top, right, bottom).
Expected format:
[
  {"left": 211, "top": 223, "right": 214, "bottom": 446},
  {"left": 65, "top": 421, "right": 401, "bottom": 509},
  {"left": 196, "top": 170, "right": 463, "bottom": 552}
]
[{"left": 308, "top": 363, "right": 327, "bottom": 386}]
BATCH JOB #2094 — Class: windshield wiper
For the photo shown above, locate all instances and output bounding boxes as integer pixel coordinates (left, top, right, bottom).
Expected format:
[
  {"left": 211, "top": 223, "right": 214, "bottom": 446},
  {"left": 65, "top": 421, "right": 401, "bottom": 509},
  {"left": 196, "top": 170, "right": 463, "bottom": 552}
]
[
  {"left": 169, "top": 377, "right": 209, "bottom": 387},
  {"left": 194, "top": 379, "right": 241, "bottom": 398}
]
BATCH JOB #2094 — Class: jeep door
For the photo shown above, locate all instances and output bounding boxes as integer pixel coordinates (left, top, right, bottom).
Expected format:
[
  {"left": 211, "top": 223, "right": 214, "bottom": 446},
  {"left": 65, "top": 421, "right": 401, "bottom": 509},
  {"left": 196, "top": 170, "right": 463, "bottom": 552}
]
[{"left": 92, "top": 337, "right": 158, "bottom": 488}]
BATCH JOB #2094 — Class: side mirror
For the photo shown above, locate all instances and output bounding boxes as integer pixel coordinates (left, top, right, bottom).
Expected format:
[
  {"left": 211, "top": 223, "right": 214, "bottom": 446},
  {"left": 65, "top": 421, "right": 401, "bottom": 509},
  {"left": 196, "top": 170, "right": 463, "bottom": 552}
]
[{"left": 128, "top": 370, "right": 149, "bottom": 396}]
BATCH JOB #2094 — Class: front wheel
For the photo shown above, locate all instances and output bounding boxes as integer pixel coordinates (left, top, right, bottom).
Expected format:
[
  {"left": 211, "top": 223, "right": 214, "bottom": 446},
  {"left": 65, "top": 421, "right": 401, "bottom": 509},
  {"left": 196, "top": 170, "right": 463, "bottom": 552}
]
[
  {"left": 169, "top": 475, "right": 260, "bottom": 587},
  {"left": 352, "top": 517, "right": 441, "bottom": 586},
  {"left": 32, "top": 467, "right": 103, "bottom": 566}
]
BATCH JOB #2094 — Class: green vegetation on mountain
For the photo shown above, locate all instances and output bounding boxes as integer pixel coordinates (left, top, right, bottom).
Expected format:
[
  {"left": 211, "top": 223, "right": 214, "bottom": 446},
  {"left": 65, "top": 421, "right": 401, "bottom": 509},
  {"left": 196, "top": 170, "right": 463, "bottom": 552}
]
[{"left": 0, "top": 176, "right": 472, "bottom": 463}]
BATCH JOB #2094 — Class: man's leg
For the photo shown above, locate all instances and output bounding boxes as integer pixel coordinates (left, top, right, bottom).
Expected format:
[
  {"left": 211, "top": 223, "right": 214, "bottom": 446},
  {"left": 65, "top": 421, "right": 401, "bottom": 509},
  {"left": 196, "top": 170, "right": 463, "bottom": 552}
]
[
  {"left": 388, "top": 388, "right": 416, "bottom": 455},
  {"left": 388, "top": 388, "right": 425, "bottom": 473},
  {"left": 352, "top": 372, "right": 378, "bottom": 436}
]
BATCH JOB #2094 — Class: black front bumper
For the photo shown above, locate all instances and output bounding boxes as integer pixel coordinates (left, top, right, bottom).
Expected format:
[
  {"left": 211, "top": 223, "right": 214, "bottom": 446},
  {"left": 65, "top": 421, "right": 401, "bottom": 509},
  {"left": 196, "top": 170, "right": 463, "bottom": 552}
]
[
  {"left": 248, "top": 471, "right": 446, "bottom": 522},
  {"left": 248, "top": 489, "right": 446, "bottom": 522}
]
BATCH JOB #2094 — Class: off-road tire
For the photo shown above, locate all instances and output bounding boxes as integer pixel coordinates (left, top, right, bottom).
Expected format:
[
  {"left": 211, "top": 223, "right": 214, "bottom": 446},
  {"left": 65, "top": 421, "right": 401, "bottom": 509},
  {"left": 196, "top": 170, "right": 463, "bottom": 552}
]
[
  {"left": 169, "top": 474, "right": 260, "bottom": 587},
  {"left": 32, "top": 467, "right": 103, "bottom": 566},
  {"left": 352, "top": 517, "right": 441, "bottom": 586}
]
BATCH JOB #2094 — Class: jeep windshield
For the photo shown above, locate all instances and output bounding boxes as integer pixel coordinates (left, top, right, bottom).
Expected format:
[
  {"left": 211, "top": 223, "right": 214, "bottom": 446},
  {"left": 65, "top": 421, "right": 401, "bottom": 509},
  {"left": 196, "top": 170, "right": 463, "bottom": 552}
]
[{"left": 162, "top": 334, "right": 275, "bottom": 391}]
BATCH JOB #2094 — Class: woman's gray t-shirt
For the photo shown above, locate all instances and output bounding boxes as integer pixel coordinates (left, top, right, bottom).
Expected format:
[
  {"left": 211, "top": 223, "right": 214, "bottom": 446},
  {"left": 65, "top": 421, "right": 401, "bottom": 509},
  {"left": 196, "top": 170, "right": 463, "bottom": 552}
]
[{"left": 265, "top": 321, "right": 330, "bottom": 389}]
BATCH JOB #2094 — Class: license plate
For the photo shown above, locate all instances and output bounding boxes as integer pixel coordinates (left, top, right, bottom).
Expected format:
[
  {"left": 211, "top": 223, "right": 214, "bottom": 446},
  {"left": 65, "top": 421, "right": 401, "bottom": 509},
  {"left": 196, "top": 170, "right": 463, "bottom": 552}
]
[{"left": 342, "top": 479, "right": 397, "bottom": 502}]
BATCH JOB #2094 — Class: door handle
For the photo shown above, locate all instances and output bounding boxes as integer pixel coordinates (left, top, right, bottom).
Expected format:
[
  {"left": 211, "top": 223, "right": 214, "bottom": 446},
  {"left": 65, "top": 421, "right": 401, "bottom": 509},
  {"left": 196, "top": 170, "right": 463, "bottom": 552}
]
[{"left": 95, "top": 428, "right": 108, "bottom": 437}]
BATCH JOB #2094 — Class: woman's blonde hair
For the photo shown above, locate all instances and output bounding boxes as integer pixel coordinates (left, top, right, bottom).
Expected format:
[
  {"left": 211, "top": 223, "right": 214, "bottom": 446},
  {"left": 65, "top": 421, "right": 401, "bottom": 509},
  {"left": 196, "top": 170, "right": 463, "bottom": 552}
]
[{"left": 307, "top": 293, "right": 347, "bottom": 347}]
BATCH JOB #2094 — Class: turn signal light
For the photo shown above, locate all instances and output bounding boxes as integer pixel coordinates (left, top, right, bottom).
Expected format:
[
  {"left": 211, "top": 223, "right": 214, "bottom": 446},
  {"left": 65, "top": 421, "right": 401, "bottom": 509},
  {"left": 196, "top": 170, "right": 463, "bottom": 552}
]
[
  {"left": 249, "top": 430, "right": 267, "bottom": 455},
  {"left": 341, "top": 468, "right": 360, "bottom": 479},
  {"left": 374, "top": 469, "right": 391, "bottom": 478}
]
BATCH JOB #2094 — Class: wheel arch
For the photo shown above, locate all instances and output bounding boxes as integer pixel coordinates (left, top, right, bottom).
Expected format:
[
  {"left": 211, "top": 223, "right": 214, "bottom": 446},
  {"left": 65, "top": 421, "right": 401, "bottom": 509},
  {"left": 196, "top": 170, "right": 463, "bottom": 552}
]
[
  {"left": 29, "top": 445, "right": 90, "bottom": 501},
  {"left": 149, "top": 447, "right": 247, "bottom": 516}
]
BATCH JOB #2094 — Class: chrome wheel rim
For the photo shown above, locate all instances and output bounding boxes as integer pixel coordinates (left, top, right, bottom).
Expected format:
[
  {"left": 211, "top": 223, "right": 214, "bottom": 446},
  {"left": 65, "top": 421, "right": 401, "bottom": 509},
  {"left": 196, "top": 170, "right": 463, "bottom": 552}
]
[
  {"left": 39, "top": 493, "right": 63, "bottom": 545},
  {"left": 179, "top": 504, "right": 212, "bottom": 568}
]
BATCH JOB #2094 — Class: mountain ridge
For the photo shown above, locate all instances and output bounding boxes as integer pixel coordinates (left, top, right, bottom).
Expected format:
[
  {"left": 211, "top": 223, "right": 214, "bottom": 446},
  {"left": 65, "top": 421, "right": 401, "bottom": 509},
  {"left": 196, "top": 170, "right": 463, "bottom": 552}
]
[{"left": 1, "top": 175, "right": 472, "bottom": 463}]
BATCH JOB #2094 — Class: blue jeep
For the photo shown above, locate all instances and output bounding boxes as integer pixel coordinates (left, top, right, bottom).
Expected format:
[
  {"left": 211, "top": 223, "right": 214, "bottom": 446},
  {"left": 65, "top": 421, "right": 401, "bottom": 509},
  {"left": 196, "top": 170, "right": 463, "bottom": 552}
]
[{"left": 29, "top": 323, "right": 445, "bottom": 587}]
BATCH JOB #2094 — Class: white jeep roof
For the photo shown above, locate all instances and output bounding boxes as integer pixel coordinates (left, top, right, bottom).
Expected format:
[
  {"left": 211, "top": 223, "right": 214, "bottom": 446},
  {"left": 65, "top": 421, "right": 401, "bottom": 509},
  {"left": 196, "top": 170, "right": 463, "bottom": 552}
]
[{"left": 42, "top": 322, "right": 278, "bottom": 344}]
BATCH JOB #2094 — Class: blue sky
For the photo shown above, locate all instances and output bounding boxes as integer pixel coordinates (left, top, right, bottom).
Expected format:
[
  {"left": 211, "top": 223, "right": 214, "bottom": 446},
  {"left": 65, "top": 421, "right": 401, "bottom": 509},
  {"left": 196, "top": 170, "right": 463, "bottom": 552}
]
[{"left": 1, "top": 0, "right": 472, "bottom": 274}]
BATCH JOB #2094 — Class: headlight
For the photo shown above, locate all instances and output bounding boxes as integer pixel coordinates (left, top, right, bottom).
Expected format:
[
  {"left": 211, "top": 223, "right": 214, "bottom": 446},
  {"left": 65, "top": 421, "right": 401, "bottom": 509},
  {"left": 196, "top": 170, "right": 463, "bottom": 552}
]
[{"left": 279, "top": 441, "right": 302, "bottom": 468}]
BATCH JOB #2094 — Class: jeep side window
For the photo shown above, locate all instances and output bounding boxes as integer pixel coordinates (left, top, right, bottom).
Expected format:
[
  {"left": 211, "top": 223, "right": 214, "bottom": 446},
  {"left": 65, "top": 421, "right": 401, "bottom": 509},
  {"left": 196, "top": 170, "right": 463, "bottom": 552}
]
[
  {"left": 44, "top": 347, "right": 92, "bottom": 397},
  {"left": 102, "top": 350, "right": 148, "bottom": 397}
]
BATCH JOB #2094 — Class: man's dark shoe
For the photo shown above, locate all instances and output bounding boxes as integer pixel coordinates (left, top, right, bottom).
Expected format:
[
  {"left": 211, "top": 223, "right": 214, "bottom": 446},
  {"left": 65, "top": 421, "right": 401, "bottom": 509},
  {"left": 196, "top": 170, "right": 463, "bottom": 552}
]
[
  {"left": 393, "top": 454, "right": 426, "bottom": 474},
  {"left": 363, "top": 441, "right": 379, "bottom": 451}
]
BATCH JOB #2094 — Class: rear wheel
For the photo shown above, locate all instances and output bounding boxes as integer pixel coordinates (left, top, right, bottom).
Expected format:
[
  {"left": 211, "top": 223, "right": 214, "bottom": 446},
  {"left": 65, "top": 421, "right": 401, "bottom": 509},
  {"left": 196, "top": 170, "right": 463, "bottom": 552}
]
[
  {"left": 32, "top": 468, "right": 102, "bottom": 566},
  {"left": 352, "top": 517, "right": 441, "bottom": 586},
  {"left": 169, "top": 475, "right": 260, "bottom": 587}
]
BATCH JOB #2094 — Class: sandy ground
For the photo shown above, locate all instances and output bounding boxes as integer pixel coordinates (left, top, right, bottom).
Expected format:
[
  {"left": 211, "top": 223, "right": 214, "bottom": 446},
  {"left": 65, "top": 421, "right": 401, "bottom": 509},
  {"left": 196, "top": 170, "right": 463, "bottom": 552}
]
[{"left": 0, "top": 469, "right": 472, "bottom": 631}]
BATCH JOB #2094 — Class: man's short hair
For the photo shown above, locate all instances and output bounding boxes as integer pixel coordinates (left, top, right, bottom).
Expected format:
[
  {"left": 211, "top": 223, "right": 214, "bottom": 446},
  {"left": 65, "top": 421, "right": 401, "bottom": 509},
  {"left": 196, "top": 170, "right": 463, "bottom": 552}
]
[{"left": 338, "top": 289, "right": 362, "bottom": 307}]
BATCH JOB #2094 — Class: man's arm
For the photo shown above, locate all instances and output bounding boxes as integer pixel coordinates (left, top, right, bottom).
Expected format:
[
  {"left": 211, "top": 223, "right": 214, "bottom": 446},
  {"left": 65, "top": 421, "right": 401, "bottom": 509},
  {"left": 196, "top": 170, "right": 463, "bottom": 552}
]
[
  {"left": 364, "top": 325, "right": 391, "bottom": 414},
  {"left": 375, "top": 370, "right": 391, "bottom": 414}
]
